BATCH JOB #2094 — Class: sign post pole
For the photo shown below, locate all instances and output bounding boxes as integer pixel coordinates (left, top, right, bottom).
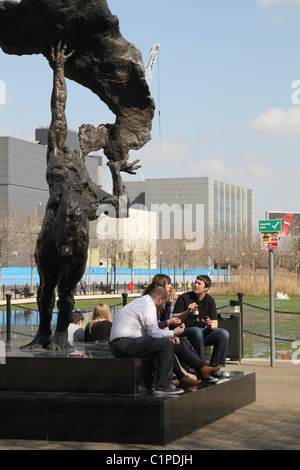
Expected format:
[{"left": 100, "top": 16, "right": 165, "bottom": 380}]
[
  {"left": 259, "top": 220, "right": 281, "bottom": 367},
  {"left": 269, "top": 249, "right": 275, "bottom": 367}
]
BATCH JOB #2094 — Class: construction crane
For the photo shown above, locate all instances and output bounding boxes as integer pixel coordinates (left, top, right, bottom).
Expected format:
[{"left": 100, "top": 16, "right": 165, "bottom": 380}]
[
  {"left": 145, "top": 43, "right": 162, "bottom": 153},
  {"left": 145, "top": 43, "right": 160, "bottom": 86},
  {"left": 104, "top": 43, "right": 160, "bottom": 193}
]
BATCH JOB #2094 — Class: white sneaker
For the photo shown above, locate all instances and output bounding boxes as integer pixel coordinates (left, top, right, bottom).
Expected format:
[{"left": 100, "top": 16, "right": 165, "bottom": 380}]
[
  {"left": 212, "top": 369, "right": 230, "bottom": 378},
  {"left": 204, "top": 375, "right": 219, "bottom": 383},
  {"left": 155, "top": 383, "right": 184, "bottom": 395}
]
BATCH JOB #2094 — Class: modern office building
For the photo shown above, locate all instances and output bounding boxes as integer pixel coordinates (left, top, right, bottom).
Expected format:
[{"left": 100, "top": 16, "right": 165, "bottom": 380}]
[
  {"left": 125, "top": 176, "right": 256, "bottom": 252},
  {"left": 0, "top": 130, "right": 102, "bottom": 214},
  {"left": 0, "top": 131, "right": 157, "bottom": 271}
]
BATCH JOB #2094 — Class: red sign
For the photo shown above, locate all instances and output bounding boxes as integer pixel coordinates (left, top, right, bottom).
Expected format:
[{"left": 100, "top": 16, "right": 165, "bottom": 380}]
[
  {"left": 268, "top": 242, "right": 278, "bottom": 250},
  {"left": 261, "top": 232, "right": 279, "bottom": 250},
  {"left": 261, "top": 241, "right": 278, "bottom": 250}
]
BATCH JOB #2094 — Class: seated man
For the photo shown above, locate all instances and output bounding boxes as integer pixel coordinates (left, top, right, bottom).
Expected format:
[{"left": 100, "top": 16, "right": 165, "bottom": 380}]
[
  {"left": 173, "top": 275, "right": 229, "bottom": 380},
  {"left": 109, "top": 285, "right": 185, "bottom": 395}
]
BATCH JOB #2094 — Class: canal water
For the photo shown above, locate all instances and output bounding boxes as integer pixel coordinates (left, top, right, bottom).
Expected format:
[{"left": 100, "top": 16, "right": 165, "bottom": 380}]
[
  {"left": 0, "top": 305, "right": 297, "bottom": 361},
  {"left": 0, "top": 305, "right": 121, "bottom": 328},
  {"left": 0, "top": 304, "right": 121, "bottom": 341}
]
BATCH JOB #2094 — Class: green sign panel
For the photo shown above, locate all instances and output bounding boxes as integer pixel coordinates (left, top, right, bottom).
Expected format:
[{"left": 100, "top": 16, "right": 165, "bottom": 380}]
[{"left": 258, "top": 220, "right": 282, "bottom": 232}]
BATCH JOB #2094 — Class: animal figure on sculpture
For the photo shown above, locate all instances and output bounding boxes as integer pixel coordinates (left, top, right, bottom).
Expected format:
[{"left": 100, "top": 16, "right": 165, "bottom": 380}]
[{"left": 22, "top": 43, "right": 136, "bottom": 351}]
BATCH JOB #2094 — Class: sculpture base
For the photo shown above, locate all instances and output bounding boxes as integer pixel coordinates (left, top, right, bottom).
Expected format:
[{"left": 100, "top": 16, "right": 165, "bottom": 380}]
[
  {"left": 1, "top": 342, "right": 139, "bottom": 394},
  {"left": 0, "top": 342, "right": 255, "bottom": 445}
]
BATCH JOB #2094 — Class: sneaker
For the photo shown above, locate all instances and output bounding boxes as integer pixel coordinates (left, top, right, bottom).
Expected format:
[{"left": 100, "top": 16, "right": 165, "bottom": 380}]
[
  {"left": 212, "top": 369, "right": 230, "bottom": 378},
  {"left": 138, "top": 384, "right": 155, "bottom": 392},
  {"left": 155, "top": 383, "right": 184, "bottom": 395},
  {"left": 199, "top": 365, "right": 221, "bottom": 379},
  {"left": 203, "top": 375, "right": 219, "bottom": 383}
]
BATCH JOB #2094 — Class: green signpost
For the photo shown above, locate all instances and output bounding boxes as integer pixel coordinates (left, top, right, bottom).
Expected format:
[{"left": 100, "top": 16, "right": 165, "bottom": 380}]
[
  {"left": 258, "top": 219, "right": 282, "bottom": 367},
  {"left": 258, "top": 220, "right": 282, "bottom": 232}
]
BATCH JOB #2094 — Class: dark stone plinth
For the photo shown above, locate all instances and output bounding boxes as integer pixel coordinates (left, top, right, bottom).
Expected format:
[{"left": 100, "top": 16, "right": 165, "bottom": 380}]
[
  {"left": 0, "top": 372, "right": 255, "bottom": 445},
  {"left": 0, "top": 342, "right": 139, "bottom": 394},
  {"left": 0, "top": 342, "right": 255, "bottom": 445}
]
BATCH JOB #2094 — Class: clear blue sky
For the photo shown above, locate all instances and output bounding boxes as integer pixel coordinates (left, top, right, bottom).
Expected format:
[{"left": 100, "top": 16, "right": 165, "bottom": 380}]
[{"left": 1, "top": 0, "right": 300, "bottom": 221}]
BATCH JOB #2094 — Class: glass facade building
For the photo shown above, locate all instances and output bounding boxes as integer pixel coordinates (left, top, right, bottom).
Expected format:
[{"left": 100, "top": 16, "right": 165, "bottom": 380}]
[{"left": 125, "top": 176, "right": 256, "bottom": 249}]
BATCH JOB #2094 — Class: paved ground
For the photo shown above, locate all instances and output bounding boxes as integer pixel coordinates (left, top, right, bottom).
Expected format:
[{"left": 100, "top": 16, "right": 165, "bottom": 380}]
[{"left": 0, "top": 358, "right": 298, "bottom": 451}]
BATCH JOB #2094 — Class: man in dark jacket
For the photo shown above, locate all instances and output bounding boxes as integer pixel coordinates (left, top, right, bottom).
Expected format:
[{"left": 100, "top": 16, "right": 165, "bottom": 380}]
[{"left": 173, "top": 275, "right": 229, "bottom": 379}]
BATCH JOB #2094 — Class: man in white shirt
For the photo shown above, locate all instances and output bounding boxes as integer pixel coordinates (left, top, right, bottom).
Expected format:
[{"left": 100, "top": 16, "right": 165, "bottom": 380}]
[{"left": 110, "top": 285, "right": 185, "bottom": 395}]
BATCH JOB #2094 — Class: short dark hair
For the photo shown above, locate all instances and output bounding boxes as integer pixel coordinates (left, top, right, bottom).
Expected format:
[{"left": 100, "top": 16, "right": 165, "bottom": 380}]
[
  {"left": 143, "top": 281, "right": 164, "bottom": 296},
  {"left": 196, "top": 275, "right": 211, "bottom": 289},
  {"left": 71, "top": 311, "right": 84, "bottom": 324},
  {"left": 148, "top": 285, "right": 168, "bottom": 300}
]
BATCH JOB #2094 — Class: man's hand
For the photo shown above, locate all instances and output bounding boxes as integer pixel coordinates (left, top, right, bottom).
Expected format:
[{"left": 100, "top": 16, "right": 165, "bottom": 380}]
[
  {"left": 174, "top": 323, "right": 185, "bottom": 336},
  {"left": 49, "top": 41, "right": 74, "bottom": 69},
  {"left": 201, "top": 316, "right": 218, "bottom": 330},
  {"left": 167, "top": 317, "right": 181, "bottom": 327},
  {"left": 171, "top": 336, "right": 180, "bottom": 344},
  {"left": 188, "top": 302, "right": 197, "bottom": 312}
]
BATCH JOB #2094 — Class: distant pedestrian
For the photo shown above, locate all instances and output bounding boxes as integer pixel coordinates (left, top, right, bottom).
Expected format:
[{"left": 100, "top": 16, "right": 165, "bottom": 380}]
[{"left": 80, "top": 279, "right": 86, "bottom": 295}]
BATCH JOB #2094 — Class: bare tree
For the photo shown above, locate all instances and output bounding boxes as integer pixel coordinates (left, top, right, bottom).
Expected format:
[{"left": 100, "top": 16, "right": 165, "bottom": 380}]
[
  {"left": 86, "top": 221, "right": 99, "bottom": 293},
  {"left": 143, "top": 240, "right": 157, "bottom": 282},
  {"left": 125, "top": 240, "right": 137, "bottom": 284},
  {"left": 0, "top": 208, "right": 23, "bottom": 286},
  {"left": 107, "top": 238, "right": 123, "bottom": 290},
  {"left": 21, "top": 210, "right": 41, "bottom": 291},
  {"left": 173, "top": 238, "right": 194, "bottom": 289},
  {"left": 159, "top": 239, "right": 174, "bottom": 275}
]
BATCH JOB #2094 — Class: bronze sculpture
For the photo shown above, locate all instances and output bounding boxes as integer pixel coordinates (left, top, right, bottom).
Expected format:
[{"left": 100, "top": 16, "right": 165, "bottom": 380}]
[
  {"left": 25, "top": 42, "right": 118, "bottom": 351},
  {"left": 0, "top": 0, "right": 155, "bottom": 350}
]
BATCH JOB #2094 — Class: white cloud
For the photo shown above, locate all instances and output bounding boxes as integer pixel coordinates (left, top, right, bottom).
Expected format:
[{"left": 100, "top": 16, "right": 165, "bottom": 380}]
[
  {"left": 257, "top": 0, "right": 300, "bottom": 21},
  {"left": 257, "top": 0, "right": 300, "bottom": 8},
  {"left": 248, "top": 107, "right": 300, "bottom": 135},
  {"left": 183, "top": 156, "right": 300, "bottom": 219},
  {"left": 185, "top": 158, "right": 275, "bottom": 187}
]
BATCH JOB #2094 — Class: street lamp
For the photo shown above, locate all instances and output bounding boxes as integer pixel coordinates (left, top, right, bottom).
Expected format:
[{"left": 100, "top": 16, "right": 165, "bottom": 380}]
[{"left": 159, "top": 251, "right": 163, "bottom": 271}]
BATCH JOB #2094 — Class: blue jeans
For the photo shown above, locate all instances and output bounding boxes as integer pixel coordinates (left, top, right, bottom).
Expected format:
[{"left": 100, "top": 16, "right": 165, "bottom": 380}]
[
  {"left": 110, "top": 336, "right": 174, "bottom": 389},
  {"left": 182, "top": 327, "right": 229, "bottom": 367}
]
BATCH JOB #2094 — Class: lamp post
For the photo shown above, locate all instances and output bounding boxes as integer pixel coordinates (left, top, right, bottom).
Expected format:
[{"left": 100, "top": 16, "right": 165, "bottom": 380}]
[
  {"left": 173, "top": 261, "right": 176, "bottom": 286},
  {"left": 159, "top": 251, "right": 163, "bottom": 272}
]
